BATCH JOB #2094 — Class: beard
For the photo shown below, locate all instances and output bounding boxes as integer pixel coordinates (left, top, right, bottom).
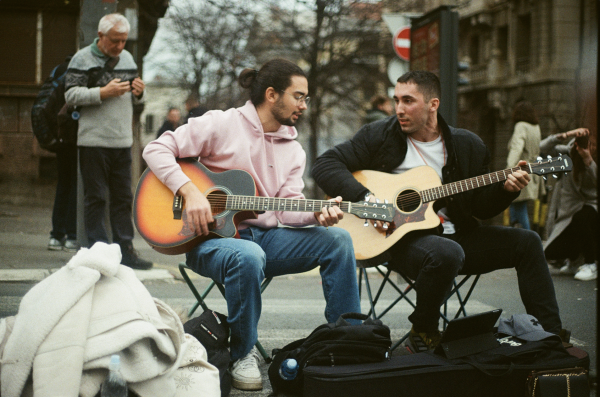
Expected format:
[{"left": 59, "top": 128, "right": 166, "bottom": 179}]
[{"left": 272, "top": 98, "right": 300, "bottom": 126}]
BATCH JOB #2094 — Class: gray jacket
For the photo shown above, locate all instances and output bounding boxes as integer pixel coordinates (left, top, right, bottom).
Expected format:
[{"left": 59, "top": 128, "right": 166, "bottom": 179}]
[{"left": 65, "top": 39, "right": 144, "bottom": 148}]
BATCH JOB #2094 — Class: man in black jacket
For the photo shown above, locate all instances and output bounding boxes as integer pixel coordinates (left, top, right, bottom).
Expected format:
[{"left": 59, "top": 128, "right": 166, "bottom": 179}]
[{"left": 312, "top": 71, "right": 564, "bottom": 351}]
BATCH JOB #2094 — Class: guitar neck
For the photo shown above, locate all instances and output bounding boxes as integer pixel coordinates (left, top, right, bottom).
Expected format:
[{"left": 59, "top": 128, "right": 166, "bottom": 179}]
[
  {"left": 212, "top": 195, "right": 352, "bottom": 213},
  {"left": 420, "top": 164, "right": 530, "bottom": 203}
]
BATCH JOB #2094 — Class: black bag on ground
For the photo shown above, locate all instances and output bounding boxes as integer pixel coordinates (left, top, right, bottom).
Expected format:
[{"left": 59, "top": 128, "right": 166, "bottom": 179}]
[
  {"left": 302, "top": 339, "right": 590, "bottom": 397},
  {"left": 268, "top": 312, "right": 391, "bottom": 396},
  {"left": 183, "top": 310, "right": 232, "bottom": 397}
]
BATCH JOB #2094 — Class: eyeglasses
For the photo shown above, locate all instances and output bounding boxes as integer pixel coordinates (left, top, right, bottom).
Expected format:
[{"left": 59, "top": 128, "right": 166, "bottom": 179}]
[{"left": 280, "top": 90, "right": 311, "bottom": 106}]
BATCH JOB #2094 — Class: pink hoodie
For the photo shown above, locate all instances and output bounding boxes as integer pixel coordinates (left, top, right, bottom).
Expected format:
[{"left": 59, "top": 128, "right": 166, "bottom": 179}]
[{"left": 142, "top": 100, "right": 318, "bottom": 229}]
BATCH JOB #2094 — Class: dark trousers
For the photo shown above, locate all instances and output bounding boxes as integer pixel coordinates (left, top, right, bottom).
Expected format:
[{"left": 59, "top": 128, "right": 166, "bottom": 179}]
[
  {"left": 387, "top": 225, "right": 562, "bottom": 334},
  {"left": 78, "top": 146, "right": 134, "bottom": 248},
  {"left": 545, "top": 205, "right": 598, "bottom": 264},
  {"left": 51, "top": 145, "right": 78, "bottom": 240}
]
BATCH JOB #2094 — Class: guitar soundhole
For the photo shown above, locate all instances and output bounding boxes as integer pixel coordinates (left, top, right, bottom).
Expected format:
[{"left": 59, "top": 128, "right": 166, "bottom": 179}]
[
  {"left": 207, "top": 190, "right": 227, "bottom": 216},
  {"left": 396, "top": 189, "right": 421, "bottom": 213}
]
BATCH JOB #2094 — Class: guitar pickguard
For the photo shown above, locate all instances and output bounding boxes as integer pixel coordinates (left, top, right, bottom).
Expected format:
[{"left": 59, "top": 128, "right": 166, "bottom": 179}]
[{"left": 387, "top": 202, "right": 429, "bottom": 237}]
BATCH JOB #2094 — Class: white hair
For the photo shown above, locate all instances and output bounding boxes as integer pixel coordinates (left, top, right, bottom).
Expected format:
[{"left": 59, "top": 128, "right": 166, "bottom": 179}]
[{"left": 98, "top": 13, "right": 130, "bottom": 34}]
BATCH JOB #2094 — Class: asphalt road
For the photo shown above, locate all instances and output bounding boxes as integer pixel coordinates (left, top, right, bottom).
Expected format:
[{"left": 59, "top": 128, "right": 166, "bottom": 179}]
[{"left": 0, "top": 204, "right": 597, "bottom": 396}]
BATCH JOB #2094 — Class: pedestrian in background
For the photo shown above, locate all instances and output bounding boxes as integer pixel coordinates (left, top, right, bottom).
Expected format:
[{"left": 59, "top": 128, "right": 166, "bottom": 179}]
[
  {"left": 541, "top": 127, "right": 597, "bottom": 281},
  {"left": 506, "top": 100, "right": 543, "bottom": 229},
  {"left": 64, "top": 13, "right": 152, "bottom": 270},
  {"left": 156, "top": 106, "right": 181, "bottom": 138},
  {"left": 364, "top": 94, "right": 393, "bottom": 124},
  {"left": 183, "top": 95, "right": 207, "bottom": 124}
]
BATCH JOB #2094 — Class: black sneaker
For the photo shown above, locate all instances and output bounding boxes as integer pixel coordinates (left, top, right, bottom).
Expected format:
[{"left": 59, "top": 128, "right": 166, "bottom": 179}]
[
  {"left": 408, "top": 327, "right": 442, "bottom": 353},
  {"left": 121, "top": 244, "right": 153, "bottom": 270}
]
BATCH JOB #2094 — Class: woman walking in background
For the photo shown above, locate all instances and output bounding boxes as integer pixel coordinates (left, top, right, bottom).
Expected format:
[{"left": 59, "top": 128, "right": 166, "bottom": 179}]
[{"left": 506, "top": 100, "right": 543, "bottom": 229}]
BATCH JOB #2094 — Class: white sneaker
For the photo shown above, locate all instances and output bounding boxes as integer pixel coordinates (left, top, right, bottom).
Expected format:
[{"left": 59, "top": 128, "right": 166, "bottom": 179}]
[
  {"left": 231, "top": 347, "right": 262, "bottom": 390},
  {"left": 574, "top": 263, "right": 597, "bottom": 281},
  {"left": 47, "top": 238, "right": 63, "bottom": 251},
  {"left": 559, "top": 259, "right": 578, "bottom": 275},
  {"left": 63, "top": 239, "right": 80, "bottom": 253}
]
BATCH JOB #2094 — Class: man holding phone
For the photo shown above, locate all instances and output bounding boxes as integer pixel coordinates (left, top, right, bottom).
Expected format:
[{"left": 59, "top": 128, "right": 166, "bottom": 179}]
[{"left": 65, "top": 13, "right": 152, "bottom": 270}]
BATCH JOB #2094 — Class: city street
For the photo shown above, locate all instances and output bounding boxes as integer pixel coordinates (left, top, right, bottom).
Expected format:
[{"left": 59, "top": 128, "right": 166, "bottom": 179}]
[{"left": 0, "top": 204, "right": 597, "bottom": 396}]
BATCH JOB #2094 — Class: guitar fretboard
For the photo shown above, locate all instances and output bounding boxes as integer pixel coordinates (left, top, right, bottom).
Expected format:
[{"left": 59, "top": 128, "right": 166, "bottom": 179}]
[
  {"left": 220, "top": 196, "right": 352, "bottom": 213},
  {"left": 420, "top": 165, "right": 528, "bottom": 203}
]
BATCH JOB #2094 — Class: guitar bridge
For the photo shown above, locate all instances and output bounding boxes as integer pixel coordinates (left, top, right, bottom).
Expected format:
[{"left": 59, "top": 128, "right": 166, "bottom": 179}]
[{"left": 173, "top": 195, "right": 183, "bottom": 220}]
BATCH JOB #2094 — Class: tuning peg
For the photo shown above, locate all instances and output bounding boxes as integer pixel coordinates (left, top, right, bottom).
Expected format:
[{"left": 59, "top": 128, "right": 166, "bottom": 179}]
[
  {"left": 552, "top": 174, "right": 558, "bottom": 179},
  {"left": 564, "top": 172, "right": 568, "bottom": 176},
  {"left": 547, "top": 155, "right": 552, "bottom": 160},
  {"left": 542, "top": 176, "right": 547, "bottom": 181},
  {"left": 375, "top": 198, "right": 380, "bottom": 203},
  {"left": 537, "top": 156, "right": 543, "bottom": 161},
  {"left": 382, "top": 223, "right": 388, "bottom": 230},
  {"left": 384, "top": 199, "right": 389, "bottom": 204},
  {"left": 364, "top": 220, "right": 369, "bottom": 227}
]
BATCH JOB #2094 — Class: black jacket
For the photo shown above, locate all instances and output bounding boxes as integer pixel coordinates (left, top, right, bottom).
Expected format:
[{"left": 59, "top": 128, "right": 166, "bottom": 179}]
[{"left": 312, "top": 114, "right": 519, "bottom": 232}]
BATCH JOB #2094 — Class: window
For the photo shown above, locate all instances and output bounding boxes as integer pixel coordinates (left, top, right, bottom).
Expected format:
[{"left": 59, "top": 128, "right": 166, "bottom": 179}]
[
  {"left": 516, "top": 14, "right": 531, "bottom": 72},
  {"left": 497, "top": 26, "right": 508, "bottom": 61}
]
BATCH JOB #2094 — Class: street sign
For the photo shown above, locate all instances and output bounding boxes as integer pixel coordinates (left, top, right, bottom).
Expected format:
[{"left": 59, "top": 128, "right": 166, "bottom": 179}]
[{"left": 393, "top": 26, "right": 411, "bottom": 61}]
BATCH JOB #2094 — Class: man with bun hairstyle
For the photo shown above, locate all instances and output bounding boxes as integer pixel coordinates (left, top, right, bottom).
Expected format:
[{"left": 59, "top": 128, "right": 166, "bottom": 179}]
[{"left": 143, "top": 59, "right": 361, "bottom": 391}]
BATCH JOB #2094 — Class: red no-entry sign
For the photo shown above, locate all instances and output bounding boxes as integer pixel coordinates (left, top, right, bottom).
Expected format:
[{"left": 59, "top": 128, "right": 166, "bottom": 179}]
[{"left": 393, "top": 27, "right": 411, "bottom": 61}]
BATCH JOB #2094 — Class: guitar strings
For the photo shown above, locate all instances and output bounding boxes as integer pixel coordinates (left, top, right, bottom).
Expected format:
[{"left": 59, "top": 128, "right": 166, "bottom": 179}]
[{"left": 200, "top": 164, "right": 539, "bottom": 212}]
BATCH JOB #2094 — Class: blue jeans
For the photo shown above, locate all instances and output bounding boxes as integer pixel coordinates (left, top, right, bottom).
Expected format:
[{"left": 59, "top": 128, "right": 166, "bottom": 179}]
[
  {"left": 509, "top": 201, "right": 530, "bottom": 229},
  {"left": 387, "top": 226, "right": 561, "bottom": 334},
  {"left": 186, "top": 226, "right": 361, "bottom": 361}
]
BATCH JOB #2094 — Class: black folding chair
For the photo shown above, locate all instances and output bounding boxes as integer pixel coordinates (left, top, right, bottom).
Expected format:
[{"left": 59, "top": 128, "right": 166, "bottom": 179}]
[
  {"left": 357, "top": 261, "right": 481, "bottom": 350},
  {"left": 179, "top": 262, "right": 273, "bottom": 362}
]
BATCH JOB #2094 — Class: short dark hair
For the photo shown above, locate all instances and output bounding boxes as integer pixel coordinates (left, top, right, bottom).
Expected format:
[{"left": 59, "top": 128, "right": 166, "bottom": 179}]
[
  {"left": 238, "top": 59, "right": 306, "bottom": 106},
  {"left": 397, "top": 71, "right": 441, "bottom": 102},
  {"left": 512, "top": 100, "right": 539, "bottom": 125},
  {"left": 370, "top": 94, "right": 389, "bottom": 110}
]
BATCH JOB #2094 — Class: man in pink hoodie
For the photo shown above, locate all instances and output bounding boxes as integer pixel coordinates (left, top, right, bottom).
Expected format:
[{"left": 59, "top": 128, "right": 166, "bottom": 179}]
[{"left": 143, "top": 59, "right": 361, "bottom": 391}]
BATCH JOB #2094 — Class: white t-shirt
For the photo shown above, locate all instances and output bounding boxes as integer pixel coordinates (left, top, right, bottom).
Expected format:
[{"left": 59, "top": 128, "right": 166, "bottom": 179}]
[{"left": 391, "top": 135, "right": 456, "bottom": 234}]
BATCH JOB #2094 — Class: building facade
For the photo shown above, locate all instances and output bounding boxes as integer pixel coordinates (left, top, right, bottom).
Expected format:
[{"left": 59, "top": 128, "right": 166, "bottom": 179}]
[{"left": 453, "top": 0, "right": 597, "bottom": 171}]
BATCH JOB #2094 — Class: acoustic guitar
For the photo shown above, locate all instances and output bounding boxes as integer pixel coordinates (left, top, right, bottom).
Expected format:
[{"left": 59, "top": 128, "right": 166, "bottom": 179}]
[
  {"left": 133, "top": 158, "right": 394, "bottom": 255},
  {"left": 334, "top": 155, "right": 572, "bottom": 260}
]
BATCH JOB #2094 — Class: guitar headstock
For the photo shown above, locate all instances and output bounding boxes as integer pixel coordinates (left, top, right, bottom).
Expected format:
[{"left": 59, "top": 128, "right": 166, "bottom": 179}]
[
  {"left": 350, "top": 201, "right": 396, "bottom": 222},
  {"left": 529, "top": 155, "right": 573, "bottom": 176}
]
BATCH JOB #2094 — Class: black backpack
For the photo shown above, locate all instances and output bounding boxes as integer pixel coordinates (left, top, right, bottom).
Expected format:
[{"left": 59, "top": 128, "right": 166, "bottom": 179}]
[
  {"left": 268, "top": 312, "right": 392, "bottom": 395},
  {"left": 183, "top": 310, "right": 232, "bottom": 397},
  {"left": 31, "top": 56, "right": 120, "bottom": 152},
  {"left": 31, "top": 57, "right": 73, "bottom": 152}
]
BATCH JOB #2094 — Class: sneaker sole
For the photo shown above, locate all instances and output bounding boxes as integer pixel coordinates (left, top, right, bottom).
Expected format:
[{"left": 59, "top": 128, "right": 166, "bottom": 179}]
[
  {"left": 48, "top": 246, "right": 63, "bottom": 251},
  {"left": 63, "top": 247, "right": 79, "bottom": 253},
  {"left": 231, "top": 378, "right": 263, "bottom": 391},
  {"left": 574, "top": 275, "right": 597, "bottom": 281}
]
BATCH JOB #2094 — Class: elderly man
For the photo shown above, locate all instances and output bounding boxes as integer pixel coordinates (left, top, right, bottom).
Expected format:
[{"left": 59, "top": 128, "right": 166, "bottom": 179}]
[{"left": 65, "top": 13, "right": 152, "bottom": 270}]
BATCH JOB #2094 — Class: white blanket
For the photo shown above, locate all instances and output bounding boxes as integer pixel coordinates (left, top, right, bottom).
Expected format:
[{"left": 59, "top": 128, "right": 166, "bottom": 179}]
[{"left": 0, "top": 242, "right": 219, "bottom": 397}]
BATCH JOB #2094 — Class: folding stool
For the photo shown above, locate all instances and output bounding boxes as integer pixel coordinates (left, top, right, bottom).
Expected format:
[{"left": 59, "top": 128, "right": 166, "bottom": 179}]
[
  {"left": 358, "top": 261, "right": 481, "bottom": 350},
  {"left": 179, "top": 262, "right": 273, "bottom": 362}
]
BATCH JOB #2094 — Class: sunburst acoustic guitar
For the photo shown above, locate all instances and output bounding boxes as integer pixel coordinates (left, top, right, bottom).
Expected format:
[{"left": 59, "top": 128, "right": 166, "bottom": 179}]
[
  {"left": 133, "top": 158, "right": 394, "bottom": 255},
  {"left": 334, "top": 155, "right": 572, "bottom": 260}
]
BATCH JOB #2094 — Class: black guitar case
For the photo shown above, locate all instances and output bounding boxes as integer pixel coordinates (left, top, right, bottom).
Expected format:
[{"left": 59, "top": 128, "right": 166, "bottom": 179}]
[{"left": 302, "top": 344, "right": 589, "bottom": 397}]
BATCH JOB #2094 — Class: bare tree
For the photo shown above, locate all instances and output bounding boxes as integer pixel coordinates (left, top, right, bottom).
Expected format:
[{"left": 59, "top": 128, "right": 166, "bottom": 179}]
[
  {"left": 144, "top": 0, "right": 259, "bottom": 109},
  {"left": 249, "top": 0, "right": 395, "bottom": 197}
]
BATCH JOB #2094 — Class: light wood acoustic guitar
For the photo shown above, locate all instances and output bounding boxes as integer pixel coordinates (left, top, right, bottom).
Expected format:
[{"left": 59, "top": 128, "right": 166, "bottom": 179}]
[
  {"left": 334, "top": 155, "right": 572, "bottom": 260},
  {"left": 133, "top": 158, "right": 394, "bottom": 255}
]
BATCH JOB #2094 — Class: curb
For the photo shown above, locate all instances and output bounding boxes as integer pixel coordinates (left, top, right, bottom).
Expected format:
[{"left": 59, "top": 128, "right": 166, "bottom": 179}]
[{"left": 0, "top": 268, "right": 177, "bottom": 284}]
